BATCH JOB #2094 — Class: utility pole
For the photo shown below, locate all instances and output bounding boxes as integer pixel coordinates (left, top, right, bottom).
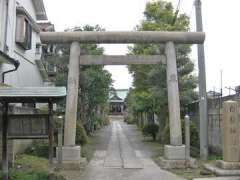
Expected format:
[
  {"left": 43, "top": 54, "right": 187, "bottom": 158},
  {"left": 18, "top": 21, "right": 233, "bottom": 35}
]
[
  {"left": 220, "top": 70, "right": 223, "bottom": 108},
  {"left": 195, "top": 0, "right": 208, "bottom": 160}
]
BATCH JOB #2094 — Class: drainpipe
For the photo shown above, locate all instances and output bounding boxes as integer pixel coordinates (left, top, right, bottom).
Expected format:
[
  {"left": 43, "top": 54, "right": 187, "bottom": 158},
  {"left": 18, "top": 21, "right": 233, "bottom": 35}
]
[
  {"left": 2, "top": 60, "right": 20, "bottom": 83},
  {"left": 4, "top": 0, "right": 9, "bottom": 52},
  {"left": 1, "top": 0, "right": 20, "bottom": 83}
]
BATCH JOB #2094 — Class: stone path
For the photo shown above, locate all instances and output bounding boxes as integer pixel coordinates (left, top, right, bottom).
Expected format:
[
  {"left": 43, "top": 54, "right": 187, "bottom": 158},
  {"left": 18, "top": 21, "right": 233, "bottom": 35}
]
[{"left": 78, "top": 117, "right": 184, "bottom": 180}]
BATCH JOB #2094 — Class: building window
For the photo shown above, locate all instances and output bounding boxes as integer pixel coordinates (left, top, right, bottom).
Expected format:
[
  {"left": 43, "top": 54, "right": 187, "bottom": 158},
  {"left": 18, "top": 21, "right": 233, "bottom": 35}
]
[
  {"left": 36, "top": 43, "right": 41, "bottom": 54},
  {"left": 15, "top": 15, "right": 32, "bottom": 50}
]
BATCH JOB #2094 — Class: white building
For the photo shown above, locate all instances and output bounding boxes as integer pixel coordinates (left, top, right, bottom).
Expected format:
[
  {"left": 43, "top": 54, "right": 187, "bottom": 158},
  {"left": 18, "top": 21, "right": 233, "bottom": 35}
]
[{"left": 0, "top": 0, "right": 48, "bottom": 87}]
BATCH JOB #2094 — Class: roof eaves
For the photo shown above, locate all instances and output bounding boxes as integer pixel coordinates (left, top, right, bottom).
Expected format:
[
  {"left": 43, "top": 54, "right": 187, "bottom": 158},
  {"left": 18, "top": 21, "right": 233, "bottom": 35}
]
[{"left": 32, "top": 0, "right": 48, "bottom": 21}]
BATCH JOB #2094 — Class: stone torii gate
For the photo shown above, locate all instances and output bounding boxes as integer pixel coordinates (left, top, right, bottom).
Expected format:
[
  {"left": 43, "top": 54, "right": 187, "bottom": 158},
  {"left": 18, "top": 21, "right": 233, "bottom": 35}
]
[{"left": 40, "top": 31, "right": 205, "bottom": 168}]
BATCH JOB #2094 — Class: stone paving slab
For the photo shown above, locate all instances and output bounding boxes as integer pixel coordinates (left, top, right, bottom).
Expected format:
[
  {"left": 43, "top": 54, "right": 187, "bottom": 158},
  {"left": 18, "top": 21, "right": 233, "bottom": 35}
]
[
  {"left": 118, "top": 123, "right": 143, "bottom": 169},
  {"left": 79, "top": 119, "right": 185, "bottom": 180},
  {"left": 104, "top": 122, "right": 123, "bottom": 168}
]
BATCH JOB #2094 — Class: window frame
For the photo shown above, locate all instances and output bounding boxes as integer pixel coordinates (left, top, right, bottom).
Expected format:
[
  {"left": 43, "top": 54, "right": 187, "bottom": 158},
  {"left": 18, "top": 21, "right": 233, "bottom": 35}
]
[{"left": 15, "top": 13, "right": 33, "bottom": 50}]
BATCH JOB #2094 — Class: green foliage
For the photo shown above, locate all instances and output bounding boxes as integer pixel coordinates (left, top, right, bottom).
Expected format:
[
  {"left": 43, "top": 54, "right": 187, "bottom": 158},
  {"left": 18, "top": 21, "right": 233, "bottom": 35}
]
[
  {"left": 161, "top": 119, "right": 200, "bottom": 157},
  {"left": 0, "top": 155, "right": 50, "bottom": 180},
  {"left": 127, "top": 0, "right": 198, "bottom": 134},
  {"left": 8, "top": 170, "right": 48, "bottom": 180},
  {"left": 79, "top": 65, "right": 112, "bottom": 133},
  {"left": 15, "top": 155, "right": 48, "bottom": 172},
  {"left": 182, "top": 121, "right": 200, "bottom": 149},
  {"left": 47, "top": 24, "right": 113, "bottom": 133},
  {"left": 208, "top": 154, "right": 223, "bottom": 161},
  {"left": 76, "top": 122, "right": 88, "bottom": 146},
  {"left": 126, "top": 116, "right": 136, "bottom": 124},
  {"left": 0, "top": 170, "right": 65, "bottom": 180},
  {"left": 161, "top": 119, "right": 170, "bottom": 144},
  {"left": 48, "top": 173, "right": 66, "bottom": 180},
  {"left": 25, "top": 141, "right": 49, "bottom": 158},
  {"left": 142, "top": 124, "right": 159, "bottom": 141}
]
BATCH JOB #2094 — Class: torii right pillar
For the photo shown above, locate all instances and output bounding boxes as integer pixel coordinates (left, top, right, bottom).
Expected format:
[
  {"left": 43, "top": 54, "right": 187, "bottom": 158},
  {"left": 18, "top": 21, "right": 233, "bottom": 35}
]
[{"left": 160, "top": 41, "right": 195, "bottom": 169}]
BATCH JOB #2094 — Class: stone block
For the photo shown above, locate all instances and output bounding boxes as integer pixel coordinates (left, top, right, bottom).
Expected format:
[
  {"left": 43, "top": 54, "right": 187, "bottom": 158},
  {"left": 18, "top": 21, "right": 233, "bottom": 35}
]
[
  {"left": 60, "top": 158, "right": 87, "bottom": 170},
  {"left": 56, "top": 146, "right": 81, "bottom": 162},
  {"left": 204, "top": 163, "right": 240, "bottom": 176},
  {"left": 164, "top": 145, "right": 186, "bottom": 160},
  {"left": 55, "top": 146, "right": 87, "bottom": 171},
  {"left": 158, "top": 157, "right": 197, "bottom": 169},
  {"left": 216, "top": 160, "right": 240, "bottom": 170}
]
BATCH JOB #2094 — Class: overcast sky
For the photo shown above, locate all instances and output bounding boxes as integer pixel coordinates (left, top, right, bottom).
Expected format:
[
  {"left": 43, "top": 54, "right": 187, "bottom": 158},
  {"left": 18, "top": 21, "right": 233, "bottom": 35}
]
[{"left": 43, "top": 0, "right": 240, "bottom": 95}]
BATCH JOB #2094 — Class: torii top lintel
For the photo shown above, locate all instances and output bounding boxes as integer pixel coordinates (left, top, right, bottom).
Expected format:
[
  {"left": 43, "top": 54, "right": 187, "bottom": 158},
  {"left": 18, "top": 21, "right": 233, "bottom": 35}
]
[{"left": 40, "top": 31, "right": 205, "bottom": 44}]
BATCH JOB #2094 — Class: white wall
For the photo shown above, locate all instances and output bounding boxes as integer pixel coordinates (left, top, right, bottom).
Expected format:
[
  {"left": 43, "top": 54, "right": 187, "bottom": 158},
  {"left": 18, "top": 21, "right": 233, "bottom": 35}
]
[
  {"left": 0, "top": 0, "right": 7, "bottom": 51},
  {"left": 0, "top": 0, "right": 44, "bottom": 87}
]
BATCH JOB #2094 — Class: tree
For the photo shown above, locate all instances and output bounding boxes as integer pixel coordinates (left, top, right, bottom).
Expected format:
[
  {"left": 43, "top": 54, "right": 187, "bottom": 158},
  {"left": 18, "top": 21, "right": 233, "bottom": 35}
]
[
  {"left": 127, "top": 0, "right": 198, "bottom": 142},
  {"left": 46, "top": 25, "right": 112, "bottom": 134}
]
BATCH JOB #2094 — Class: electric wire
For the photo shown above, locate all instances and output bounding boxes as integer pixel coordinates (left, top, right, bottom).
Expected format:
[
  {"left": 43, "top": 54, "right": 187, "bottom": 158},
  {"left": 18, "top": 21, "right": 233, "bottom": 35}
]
[{"left": 172, "top": 0, "right": 182, "bottom": 25}]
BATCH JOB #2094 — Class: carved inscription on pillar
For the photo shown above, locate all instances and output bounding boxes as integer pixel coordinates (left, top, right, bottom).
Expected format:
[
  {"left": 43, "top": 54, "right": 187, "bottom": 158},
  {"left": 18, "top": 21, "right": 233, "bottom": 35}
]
[{"left": 223, "top": 101, "right": 240, "bottom": 162}]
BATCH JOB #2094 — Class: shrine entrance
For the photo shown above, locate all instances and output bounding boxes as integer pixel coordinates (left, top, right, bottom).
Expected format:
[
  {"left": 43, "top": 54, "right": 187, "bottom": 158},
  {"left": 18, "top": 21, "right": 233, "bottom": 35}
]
[{"left": 39, "top": 31, "right": 205, "bottom": 167}]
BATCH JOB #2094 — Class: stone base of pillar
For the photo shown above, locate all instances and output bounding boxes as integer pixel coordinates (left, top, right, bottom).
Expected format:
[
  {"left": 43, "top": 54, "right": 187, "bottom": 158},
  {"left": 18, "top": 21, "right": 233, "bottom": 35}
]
[
  {"left": 216, "top": 160, "right": 240, "bottom": 170},
  {"left": 158, "top": 145, "right": 197, "bottom": 169},
  {"left": 164, "top": 145, "right": 186, "bottom": 160},
  {"left": 204, "top": 163, "right": 240, "bottom": 176},
  {"left": 56, "top": 146, "right": 87, "bottom": 170},
  {"left": 158, "top": 157, "right": 197, "bottom": 169}
]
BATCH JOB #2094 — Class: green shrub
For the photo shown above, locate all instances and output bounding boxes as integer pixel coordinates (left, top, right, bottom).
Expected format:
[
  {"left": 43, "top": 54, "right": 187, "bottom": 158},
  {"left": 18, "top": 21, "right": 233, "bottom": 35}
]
[
  {"left": 25, "top": 141, "right": 49, "bottom": 158},
  {"left": 15, "top": 155, "right": 48, "bottom": 172},
  {"left": 0, "top": 155, "right": 66, "bottom": 180},
  {"left": 103, "top": 117, "right": 110, "bottom": 125},
  {"left": 142, "top": 124, "right": 159, "bottom": 141},
  {"left": 0, "top": 171, "right": 66, "bottom": 180},
  {"left": 161, "top": 119, "right": 200, "bottom": 157},
  {"left": 9, "top": 170, "right": 48, "bottom": 180},
  {"left": 182, "top": 120, "right": 200, "bottom": 150},
  {"left": 76, "top": 122, "right": 88, "bottom": 145},
  {"left": 161, "top": 120, "right": 170, "bottom": 144},
  {"left": 48, "top": 173, "right": 66, "bottom": 180},
  {"left": 126, "top": 116, "right": 136, "bottom": 124},
  {"left": 93, "top": 116, "right": 102, "bottom": 130}
]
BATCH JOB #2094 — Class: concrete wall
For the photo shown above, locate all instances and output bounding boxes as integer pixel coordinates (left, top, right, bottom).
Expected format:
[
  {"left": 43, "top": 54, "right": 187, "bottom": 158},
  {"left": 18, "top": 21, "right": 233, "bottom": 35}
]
[
  {"left": 0, "top": 0, "right": 44, "bottom": 87},
  {"left": 0, "top": 0, "right": 6, "bottom": 51}
]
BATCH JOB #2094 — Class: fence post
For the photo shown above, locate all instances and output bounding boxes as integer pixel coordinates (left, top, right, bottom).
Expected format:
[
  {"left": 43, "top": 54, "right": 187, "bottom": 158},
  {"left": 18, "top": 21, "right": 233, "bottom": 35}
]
[
  {"left": 185, "top": 114, "right": 190, "bottom": 162},
  {"left": 2, "top": 102, "right": 9, "bottom": 180}
]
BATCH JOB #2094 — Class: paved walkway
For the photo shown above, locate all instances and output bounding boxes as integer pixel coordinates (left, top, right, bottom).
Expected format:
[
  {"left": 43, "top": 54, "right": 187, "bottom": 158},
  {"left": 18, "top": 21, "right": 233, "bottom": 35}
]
[{"left": 78, "top": 117, "right": 184, "bottom": 180}]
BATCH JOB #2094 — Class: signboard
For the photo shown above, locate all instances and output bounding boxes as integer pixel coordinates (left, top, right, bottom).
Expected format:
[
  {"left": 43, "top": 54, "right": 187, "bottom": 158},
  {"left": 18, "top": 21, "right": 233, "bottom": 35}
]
[{"left": 8, "top": 114, "right": 49, "bottom": 139}]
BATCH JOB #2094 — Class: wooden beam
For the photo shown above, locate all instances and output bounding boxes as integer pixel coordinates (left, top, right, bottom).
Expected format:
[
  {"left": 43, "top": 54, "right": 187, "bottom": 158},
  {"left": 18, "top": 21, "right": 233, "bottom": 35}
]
[{"left": 79, "top": 55, "right": 166, "bottom": 65}]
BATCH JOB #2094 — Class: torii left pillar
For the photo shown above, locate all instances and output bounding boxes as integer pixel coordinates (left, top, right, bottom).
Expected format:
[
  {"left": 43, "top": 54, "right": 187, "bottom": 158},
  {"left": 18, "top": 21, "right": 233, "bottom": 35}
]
[{"left": 57, "top": 42, "right": 82, "bottom": 169}]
